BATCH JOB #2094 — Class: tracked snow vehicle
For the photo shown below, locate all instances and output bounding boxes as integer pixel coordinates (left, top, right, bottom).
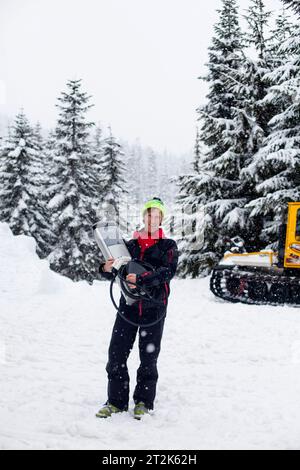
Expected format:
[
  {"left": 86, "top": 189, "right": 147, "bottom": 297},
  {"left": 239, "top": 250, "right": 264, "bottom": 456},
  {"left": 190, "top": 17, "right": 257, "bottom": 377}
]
[{"left": 210, "top": 202, "right": 300, "bottom": 306}]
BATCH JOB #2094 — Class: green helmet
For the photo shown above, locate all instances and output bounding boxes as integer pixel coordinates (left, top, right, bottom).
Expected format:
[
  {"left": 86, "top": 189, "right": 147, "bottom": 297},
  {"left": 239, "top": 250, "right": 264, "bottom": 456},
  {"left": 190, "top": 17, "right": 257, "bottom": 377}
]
[{"left": 142, "top": 197, "right": 165, "bottom": 219}]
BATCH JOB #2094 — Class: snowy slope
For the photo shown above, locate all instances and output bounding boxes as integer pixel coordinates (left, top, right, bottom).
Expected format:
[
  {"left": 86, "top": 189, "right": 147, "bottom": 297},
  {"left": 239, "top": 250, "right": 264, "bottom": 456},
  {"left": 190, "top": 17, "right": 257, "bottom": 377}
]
[{"left": 1, "top": 221, "right": 300, "bottom": 450}]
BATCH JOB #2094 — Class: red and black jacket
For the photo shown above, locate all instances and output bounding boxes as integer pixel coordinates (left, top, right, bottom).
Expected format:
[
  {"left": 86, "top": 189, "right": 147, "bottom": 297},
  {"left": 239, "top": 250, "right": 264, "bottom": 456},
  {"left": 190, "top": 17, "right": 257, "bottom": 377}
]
[{"left": 99, "top": 230, "right": 179, "bottom": 315}]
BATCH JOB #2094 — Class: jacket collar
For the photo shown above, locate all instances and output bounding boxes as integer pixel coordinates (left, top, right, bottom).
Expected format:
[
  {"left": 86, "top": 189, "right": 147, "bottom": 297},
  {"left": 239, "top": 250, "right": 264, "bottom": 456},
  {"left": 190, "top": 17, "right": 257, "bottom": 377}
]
[{"left": 133, "top": 227, "right": 165, "bottom": 240}]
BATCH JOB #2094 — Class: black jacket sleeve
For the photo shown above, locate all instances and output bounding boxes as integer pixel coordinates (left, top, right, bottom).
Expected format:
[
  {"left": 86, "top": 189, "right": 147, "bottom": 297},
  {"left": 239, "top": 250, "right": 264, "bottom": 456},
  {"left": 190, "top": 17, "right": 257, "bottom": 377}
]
[
  {"left": 135, "top": 240, "right": 179, "bottom": 288},
  {"left": 99, "top": 261, "right": 114, "bottom": 281}
]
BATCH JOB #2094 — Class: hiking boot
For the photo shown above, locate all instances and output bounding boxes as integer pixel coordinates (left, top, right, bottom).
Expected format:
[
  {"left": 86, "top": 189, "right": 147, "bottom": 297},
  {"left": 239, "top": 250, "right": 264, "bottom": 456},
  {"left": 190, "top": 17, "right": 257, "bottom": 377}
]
[
  {"left": 133, "top": 401, "right": 150, "bottom": 420},
  {"left": 95, "top": 402, "right": 123, "bottom": 418}
]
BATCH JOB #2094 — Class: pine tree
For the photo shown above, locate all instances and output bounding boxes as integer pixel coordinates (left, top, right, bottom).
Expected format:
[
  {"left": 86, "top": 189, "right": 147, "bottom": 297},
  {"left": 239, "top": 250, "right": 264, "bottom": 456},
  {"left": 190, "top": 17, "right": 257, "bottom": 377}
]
[
  {"left": 124, "top": 145, "right": 140, "bottom": 206},
  {"left": 159, "top": 159, "right": 171, "bottom": 204},
  {"left": 173, "top": 142, "right": 211, "bottom": 277},
  {"left": 29, "top": 122, "right": 56, "bottom": 258},
  {"left": 227, "top": 0, "right": 277, "bottom": 250},
  {"left": 269, "top": 6, "right": 294, "bottom": 62},
  {"left": 245, "top": 0, "right": 272, "bottom": 60},
  {"left": 242, "top": 18, "right": 300, "bottom": 247},
  {"left": 99, "top": 126, "right": 128, "bottom": 233},
  {"left": 0, "top": 110, "right": 52, "bottom": 249},
  {"left": 282, "top": 0, "right": 300, "bottom": 15},
  {"left": 0, "top": 110, "right": 33, "bottom": 230},
  {"left": 133, "top": 139, "right": 146, "bottom": 204},
  {"left": 88, "top": 123, "right": 106, "bottom": 219},
  {"left": 241, "top": 0, "right": 274, "bottom": 137},
  {"left": 146, "top": 148, "right": 158, "bottom": 198},
  {"left": 123, "top": 144, "right": 141, "bottom": 232},
  {"left": 47, "top": 79, "right": 96, "bottom": 283},
  {"left": 193, "top": 127, "right": 201, "bottom": 174},
  {"left": 176, "top": 0, "right": 248, "bottom": 276}
]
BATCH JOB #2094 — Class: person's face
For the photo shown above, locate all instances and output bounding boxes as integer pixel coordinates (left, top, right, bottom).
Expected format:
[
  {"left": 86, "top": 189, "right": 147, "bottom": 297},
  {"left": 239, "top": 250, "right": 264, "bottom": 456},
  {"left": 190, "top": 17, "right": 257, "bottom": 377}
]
[{"left": 144, "top": 208, "right": 162, "bottom": 235}]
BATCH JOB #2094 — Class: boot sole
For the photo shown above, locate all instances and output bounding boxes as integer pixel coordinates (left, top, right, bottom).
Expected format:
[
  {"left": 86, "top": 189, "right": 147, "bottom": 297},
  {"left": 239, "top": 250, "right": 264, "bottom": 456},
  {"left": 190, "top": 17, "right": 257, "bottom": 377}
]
[{"left": 95, "top": 411, "right": 125, "bottom": 418}]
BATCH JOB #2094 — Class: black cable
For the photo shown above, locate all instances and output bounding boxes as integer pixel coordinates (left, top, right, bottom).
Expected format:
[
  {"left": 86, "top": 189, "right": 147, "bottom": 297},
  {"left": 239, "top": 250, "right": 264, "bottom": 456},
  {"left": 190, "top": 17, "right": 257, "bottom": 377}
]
[
  {"left": 109, "top": 261, "right": 167, "bottom": 328},
  {"left": 117, "top": 262, "right": 166, "bottom": 307}
]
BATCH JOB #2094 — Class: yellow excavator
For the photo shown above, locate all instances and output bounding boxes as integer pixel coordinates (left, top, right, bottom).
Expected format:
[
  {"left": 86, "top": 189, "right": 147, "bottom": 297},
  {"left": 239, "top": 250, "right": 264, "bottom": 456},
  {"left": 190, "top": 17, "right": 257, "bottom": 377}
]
[{"left": 210, "top": 202, "right": 300, "bottom": 305}]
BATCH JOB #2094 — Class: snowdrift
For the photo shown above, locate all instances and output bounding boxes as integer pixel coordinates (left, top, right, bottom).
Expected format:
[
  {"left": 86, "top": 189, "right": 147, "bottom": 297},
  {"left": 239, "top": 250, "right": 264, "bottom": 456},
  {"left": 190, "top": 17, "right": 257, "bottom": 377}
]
[{"left": 1, "top": 222, "right": 300, "bottom": 450}]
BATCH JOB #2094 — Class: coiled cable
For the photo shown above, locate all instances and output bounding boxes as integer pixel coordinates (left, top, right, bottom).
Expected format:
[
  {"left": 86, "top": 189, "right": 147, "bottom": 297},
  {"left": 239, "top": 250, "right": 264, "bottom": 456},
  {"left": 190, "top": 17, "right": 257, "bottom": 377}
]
[{"left": 109, "top": 260, "right": 167, "bottom": 327}]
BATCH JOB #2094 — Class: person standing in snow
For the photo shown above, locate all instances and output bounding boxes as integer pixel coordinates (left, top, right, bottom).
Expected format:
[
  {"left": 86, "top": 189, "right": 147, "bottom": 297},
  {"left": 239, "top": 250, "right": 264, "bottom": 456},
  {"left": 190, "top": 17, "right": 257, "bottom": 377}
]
[{"left": 96, "top": 197, "right": 179, "bottom": 420}]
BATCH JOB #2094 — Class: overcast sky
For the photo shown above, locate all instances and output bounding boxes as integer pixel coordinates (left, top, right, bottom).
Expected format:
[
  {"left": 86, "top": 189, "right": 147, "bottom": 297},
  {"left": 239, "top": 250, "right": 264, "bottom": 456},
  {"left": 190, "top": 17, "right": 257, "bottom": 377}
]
[{"left": 0, "top": 0, "right": 286, "bottom": 155}]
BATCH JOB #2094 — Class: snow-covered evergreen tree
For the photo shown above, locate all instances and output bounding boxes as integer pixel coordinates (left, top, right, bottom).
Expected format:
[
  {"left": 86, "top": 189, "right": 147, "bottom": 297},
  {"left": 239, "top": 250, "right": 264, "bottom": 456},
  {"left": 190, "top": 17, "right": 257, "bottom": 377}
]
[
  {"left": 159, "top": 159, "right": 171, "bottom": 204},
  {"left": 173, "top": 153, "right": 208, "bottom": 277},
  {"left": 99, "top": 126, "right": 128, "bottom": 233},
  {"left": 145, "top": 148, "right": 158, "bottom": 198},
  {"left": 225, "top": 0, "right": 278, "bottom": 250},
  {"left": 269, "top": 6, "right": 294, "bottom": 62},
  {"left": 124, "top": 145, "right": 141, "bottom": 206},
  {"left": 244, "top": 0, "right": 272, "bottom": 60},
  {"left": 241, "top": 0, "right": 274, "bottom": 137},
  {"left": 131, "top": 139, "right": 146, "bottom": 204},
  {"left": 0, "top": 110, "right": 54, "bottom": 254},
  {"left": 29, "top": 121, "right": 56, "bottom": 258},
  {"left": 123, "top": 144, "right": 142, "bottom": 232},
  {"left": 176, "top": 0, "right": 249, "bottom": 276},
  {"left": 33, "top": 122, "right": 44, "bottom": 148},
  {"left": 0, "top": 110, "right": 33, "bottom": 230},
  {"left": 88, "top": 123, "right": 106, "bottom": 218},
  {"left": 47, "top": 79, "right": 97, "bottom": 283},
  {"left": 282, "top": 0, "right": 300, "bottom": 15},
  {"left": 242, "top": 17, "right": 300, "bottom": 247},
  {"left": 193, "top": 127, "right": 201, "bottom": 174}
]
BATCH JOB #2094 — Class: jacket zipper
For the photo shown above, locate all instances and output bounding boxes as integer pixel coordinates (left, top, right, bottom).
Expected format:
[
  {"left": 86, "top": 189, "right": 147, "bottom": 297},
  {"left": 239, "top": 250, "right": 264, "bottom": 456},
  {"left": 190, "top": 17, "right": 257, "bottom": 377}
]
[
  {"left": 137, "top": 239, "right": 162, "bottom": 317},
  {"left": 139, "top": 248, "right": 144, "bottom": 316}
]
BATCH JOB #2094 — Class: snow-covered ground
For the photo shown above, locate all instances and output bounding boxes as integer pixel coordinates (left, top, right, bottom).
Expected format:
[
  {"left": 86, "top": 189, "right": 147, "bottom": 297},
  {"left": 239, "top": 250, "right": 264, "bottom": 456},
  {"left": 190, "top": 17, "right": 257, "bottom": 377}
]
[{"left": 1, "top": 221, "right": 300, "bottom": 450}]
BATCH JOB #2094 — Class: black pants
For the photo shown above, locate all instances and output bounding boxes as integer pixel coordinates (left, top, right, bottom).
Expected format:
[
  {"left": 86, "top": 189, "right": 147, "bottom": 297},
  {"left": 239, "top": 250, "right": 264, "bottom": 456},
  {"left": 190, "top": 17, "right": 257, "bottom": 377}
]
[{"left": 105, "top": 308, "right": 166, "bottom": 411}]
